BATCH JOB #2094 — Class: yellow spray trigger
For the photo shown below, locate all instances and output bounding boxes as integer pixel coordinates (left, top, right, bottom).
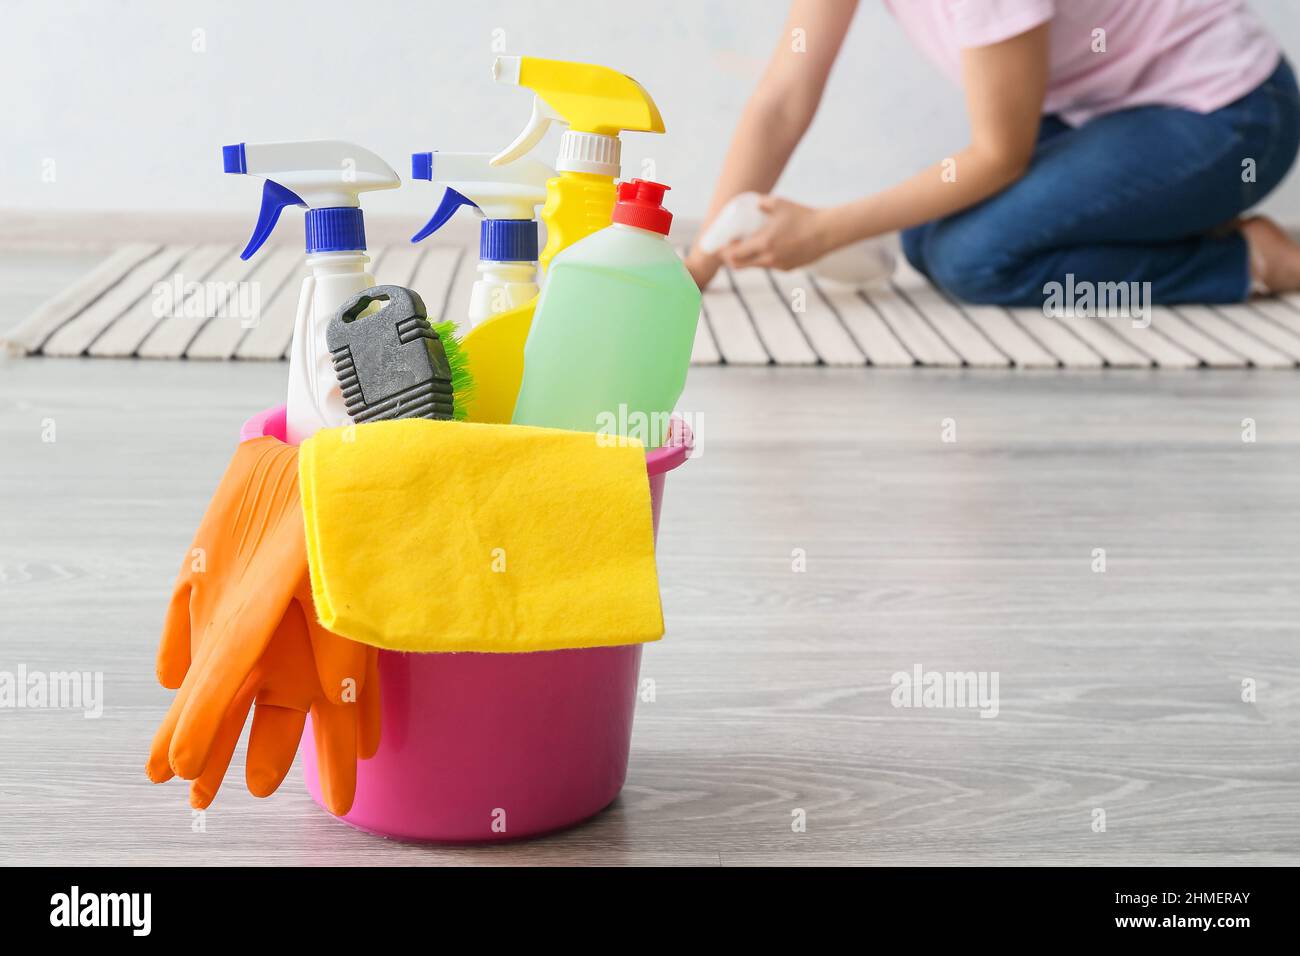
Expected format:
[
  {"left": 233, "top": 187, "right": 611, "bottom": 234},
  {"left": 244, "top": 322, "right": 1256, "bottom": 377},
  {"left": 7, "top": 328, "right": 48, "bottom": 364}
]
[{"left": 490, "top": 56, "right": 664, "bottom": 166}]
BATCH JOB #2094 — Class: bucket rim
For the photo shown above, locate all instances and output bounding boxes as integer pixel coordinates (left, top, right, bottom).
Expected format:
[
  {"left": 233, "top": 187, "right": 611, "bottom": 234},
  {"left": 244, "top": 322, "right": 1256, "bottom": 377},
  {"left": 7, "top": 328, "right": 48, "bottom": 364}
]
[{"left": 239, "top": 406, "right": 692, "bottom": 475}]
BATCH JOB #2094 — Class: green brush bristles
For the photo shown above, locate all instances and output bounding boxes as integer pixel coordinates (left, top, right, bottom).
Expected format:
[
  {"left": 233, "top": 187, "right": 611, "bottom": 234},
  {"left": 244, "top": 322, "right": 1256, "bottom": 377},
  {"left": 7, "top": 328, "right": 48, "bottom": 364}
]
[{"left": 433, "top": 319, "right": 475, "bottom": 421}]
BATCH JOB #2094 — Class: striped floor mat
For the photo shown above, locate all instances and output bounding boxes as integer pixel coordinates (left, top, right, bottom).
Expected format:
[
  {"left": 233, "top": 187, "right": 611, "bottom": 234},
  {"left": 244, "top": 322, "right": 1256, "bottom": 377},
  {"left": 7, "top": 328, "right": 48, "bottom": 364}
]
[{"left": 6, "top": 242, "right": 1300, "bottom": 368}]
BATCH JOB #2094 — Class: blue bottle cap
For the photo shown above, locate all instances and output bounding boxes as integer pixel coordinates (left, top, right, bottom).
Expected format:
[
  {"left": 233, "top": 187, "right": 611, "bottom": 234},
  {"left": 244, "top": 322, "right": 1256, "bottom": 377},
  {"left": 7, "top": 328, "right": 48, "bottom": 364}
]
[
  {"left": 305, "top": 207, "right": 367, "bottom": 254},
  {"left": 481, "top": 219, "right": 538, "bottom": 263}
]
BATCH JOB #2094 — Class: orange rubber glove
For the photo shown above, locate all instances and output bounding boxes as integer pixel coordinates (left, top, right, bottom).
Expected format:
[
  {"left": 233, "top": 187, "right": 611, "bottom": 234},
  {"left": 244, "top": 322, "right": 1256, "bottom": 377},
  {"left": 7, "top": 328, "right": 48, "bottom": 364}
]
[{"left": 146, "top": 437, "right": 380, "bottom": 814}]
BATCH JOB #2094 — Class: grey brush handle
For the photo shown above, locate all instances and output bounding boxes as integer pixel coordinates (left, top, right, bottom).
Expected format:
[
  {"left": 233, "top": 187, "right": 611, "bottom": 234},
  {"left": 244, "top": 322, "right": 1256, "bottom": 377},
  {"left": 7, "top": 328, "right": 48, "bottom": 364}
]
[{"left": 327, "top": 285, "right": 455, "bottom": 423}]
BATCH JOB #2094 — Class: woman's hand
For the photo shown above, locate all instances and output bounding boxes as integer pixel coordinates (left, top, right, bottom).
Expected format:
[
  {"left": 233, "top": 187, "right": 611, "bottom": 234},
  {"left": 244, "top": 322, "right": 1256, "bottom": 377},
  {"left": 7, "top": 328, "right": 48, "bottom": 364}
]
[
  {"left": 685, "top": 248, "right": 723, "bottom": 290},
  {"left": 721, "top": 196, "right": 835, "bottom": 271}
]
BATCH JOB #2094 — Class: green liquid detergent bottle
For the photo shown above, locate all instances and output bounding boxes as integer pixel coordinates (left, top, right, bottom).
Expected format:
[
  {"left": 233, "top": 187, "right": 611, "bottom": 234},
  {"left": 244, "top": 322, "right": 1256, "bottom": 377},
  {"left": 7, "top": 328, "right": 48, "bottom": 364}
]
[{"left": 511, "top": 179, "right": 700, "bottom": 447}]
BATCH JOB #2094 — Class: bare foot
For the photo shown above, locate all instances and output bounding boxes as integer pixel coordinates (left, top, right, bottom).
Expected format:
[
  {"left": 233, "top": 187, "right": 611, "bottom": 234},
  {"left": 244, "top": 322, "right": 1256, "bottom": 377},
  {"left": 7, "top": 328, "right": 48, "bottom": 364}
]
[{"left": 1239, "top": 216, "right": 1300, "bottom": 294}]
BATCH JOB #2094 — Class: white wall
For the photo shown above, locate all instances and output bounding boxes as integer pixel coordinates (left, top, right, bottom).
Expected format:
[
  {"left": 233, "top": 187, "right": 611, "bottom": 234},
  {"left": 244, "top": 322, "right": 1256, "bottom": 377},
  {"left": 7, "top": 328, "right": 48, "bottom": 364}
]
[{"left": 6, "top": 0, "right": 1300, "bottom": 221}]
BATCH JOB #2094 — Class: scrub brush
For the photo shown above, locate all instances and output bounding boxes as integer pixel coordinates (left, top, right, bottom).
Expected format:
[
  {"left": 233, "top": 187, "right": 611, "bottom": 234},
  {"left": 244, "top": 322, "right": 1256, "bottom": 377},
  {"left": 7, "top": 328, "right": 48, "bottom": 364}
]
[
  {"left": 328, "top": 285, "right": 475, "bottom": 423},
  {"left": 431, "top": 317, "right": 474, "bottom": 421}
]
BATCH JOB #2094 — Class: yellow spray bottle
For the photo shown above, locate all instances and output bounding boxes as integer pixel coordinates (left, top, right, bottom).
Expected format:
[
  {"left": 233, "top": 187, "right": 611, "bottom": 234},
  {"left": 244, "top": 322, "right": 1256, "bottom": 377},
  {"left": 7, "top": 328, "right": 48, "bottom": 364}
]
[
  {"left": 458, "top": 56, "right": 664, "bottom": 424},
  {"left": 489, "top": 56, "right": 664, "bottom": 269}
]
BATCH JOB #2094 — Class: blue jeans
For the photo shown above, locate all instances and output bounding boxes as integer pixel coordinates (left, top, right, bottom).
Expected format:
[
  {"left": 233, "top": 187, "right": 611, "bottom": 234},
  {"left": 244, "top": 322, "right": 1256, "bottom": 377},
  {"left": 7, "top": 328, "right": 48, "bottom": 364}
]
[{"left": 902, "top": 58, "right": 1300, "bottom": 305}]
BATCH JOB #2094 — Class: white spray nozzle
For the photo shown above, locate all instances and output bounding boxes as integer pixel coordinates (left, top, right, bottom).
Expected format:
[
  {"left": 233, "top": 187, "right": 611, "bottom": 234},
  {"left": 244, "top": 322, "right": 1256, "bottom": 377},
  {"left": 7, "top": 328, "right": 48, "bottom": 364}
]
[
  {"left": 224, "top": 140, "right": 399, "bottom": 259},
  {"left": 411, "top": 152, "right": 552, "bottom": 243},
  {"left": 493, "top": 55, "right": 522, "bottom": 85},
  {"left": 228, "top": 141, "right": 399, "bottom": 207},
  {"left": 422, "top": 152, "right": 553, "bottom": 217}
]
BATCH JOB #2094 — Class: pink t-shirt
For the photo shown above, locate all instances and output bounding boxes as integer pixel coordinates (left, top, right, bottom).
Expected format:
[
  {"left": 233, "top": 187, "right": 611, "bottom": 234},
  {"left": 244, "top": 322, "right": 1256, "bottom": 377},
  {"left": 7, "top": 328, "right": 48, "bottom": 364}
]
[{"left": 883, "top": 0, "right": 1280, "bottom": 125}]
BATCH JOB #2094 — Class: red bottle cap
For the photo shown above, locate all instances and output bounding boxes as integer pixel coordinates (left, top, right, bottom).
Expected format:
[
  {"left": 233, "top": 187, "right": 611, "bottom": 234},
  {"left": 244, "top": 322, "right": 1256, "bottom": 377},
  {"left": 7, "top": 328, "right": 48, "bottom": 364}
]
[{"left": 611, "top": 179, "right": 673, "bottom": 236}]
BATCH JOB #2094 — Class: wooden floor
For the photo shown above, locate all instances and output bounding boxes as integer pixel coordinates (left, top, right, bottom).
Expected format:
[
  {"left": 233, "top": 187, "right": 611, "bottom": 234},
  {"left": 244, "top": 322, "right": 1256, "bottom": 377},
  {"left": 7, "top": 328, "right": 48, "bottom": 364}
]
[
  {"left": 1, "top": 359, "right": 1297, "bottom": 865},
  {"left": 8, "top": 243, "right": 1300, "bottom": 368}
]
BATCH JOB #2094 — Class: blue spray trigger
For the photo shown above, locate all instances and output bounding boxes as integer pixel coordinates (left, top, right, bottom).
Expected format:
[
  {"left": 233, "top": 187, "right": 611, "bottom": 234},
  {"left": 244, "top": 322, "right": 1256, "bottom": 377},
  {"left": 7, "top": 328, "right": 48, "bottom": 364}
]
[
  {"left": 239, "top": 179, "right": 306, "bottom": 260},
  {"left": 411, "top": 187, "right": 479, "bottom": 244}
]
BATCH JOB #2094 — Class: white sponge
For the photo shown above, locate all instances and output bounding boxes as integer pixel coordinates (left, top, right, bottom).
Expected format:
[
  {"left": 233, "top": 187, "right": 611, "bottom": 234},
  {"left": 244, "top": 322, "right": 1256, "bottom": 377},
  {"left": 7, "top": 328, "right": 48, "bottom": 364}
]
[{"left": 698, "top": 191, "right": 895, "bottom": 286}]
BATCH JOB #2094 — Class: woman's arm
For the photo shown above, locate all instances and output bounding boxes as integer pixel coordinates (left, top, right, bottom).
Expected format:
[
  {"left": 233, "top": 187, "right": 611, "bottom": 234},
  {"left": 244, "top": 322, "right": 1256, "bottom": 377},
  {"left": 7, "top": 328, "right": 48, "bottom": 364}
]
[
  {"left": 685, "top": 0, "right": 860, "bottom": 288},
  {"left": 723, "top": 23, "right": 1050, "bottom": 272}
]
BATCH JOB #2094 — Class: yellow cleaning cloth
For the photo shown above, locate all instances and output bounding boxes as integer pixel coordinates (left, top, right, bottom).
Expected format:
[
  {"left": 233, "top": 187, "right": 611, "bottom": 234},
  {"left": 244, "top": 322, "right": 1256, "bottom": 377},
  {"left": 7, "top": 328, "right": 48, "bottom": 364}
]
[{"left": 299, "top": 419, "right": 663, "bottom": 653}]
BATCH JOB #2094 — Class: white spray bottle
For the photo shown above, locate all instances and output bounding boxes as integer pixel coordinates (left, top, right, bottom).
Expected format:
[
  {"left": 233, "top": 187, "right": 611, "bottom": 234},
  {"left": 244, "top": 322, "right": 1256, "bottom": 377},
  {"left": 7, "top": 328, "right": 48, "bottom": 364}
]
[
  {"left": 409, "top": 152, "right": 552, "bottom": 328},
  {"left": 223, "top": 141, "right": 400, "bottom": 443}
]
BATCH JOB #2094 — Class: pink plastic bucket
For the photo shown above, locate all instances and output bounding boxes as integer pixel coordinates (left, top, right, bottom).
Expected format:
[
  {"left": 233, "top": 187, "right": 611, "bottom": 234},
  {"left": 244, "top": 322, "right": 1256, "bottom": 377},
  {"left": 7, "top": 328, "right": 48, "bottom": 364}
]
[{"left": 239, "top": 405, "right": 690, "bottom": 842}]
